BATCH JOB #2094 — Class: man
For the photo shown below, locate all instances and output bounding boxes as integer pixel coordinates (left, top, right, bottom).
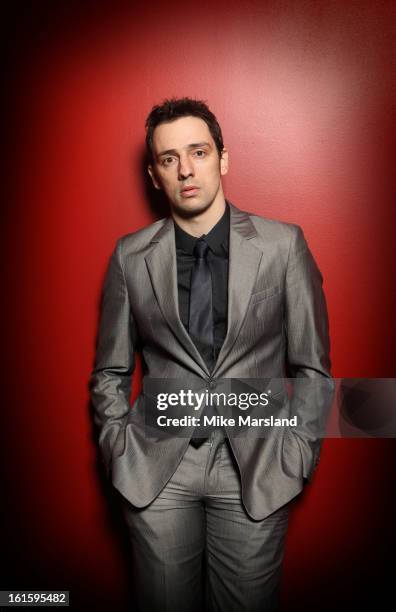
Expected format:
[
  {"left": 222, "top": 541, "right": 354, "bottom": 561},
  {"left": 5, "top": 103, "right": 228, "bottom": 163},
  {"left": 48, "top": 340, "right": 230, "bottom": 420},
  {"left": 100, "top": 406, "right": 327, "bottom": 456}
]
[{"left": 90, "top": 98, "right": 332, "bottom": 611}]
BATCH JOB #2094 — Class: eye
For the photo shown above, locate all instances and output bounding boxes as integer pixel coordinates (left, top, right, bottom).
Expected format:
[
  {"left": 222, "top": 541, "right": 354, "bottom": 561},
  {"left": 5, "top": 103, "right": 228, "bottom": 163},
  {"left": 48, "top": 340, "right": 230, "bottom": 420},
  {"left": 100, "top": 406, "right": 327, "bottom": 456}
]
[
  {"left": 194, "top": 150, "right": 206, "bottom": 157},
  {"left": 162, "top": 157, "right": 176, "bottom": 166}
]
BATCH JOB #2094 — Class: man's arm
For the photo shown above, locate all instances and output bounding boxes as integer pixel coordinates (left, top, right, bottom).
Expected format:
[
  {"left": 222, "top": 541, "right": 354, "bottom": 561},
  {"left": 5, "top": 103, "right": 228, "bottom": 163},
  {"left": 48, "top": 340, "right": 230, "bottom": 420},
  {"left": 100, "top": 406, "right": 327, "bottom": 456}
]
[
  {"left": 89, "top": 238, "right": 136, "bottom": 478},
  {"left": 284, "top": 225, "right": 334, "bottom": 482}
]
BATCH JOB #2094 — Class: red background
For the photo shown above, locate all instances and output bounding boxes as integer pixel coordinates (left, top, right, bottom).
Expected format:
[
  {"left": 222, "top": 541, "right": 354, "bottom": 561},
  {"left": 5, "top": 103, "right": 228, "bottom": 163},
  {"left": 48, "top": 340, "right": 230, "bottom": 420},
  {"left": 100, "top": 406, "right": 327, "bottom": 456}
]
[{"left": 2, "top": 1, "right": 395, "bottom": 610}]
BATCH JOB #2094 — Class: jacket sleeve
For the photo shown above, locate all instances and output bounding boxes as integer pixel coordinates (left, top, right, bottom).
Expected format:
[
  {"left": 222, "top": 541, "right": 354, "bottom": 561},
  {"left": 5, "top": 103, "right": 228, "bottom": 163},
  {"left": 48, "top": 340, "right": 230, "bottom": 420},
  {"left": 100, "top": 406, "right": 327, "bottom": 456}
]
[
  {"left": 284, "top": 225, "right": 334, "bottom": 482},
  {"left": 89, "top": 238, "right": 136, "bottom": 478}
]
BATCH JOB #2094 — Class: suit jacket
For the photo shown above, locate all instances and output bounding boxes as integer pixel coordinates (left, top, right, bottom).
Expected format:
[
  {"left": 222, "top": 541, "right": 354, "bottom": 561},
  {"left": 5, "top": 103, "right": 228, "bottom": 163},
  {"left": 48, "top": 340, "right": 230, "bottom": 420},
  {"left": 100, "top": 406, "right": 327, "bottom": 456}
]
[{"left": 89, "top": 202, "right": 333, "bottom": 520}]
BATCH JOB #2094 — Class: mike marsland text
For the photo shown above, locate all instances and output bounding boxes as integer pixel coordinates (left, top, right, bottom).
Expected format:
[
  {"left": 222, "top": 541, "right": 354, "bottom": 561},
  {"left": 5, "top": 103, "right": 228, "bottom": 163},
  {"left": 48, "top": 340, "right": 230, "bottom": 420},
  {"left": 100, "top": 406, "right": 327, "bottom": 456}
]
[{"left": 156, "top": 415, "right": 298, "bottom": 427}]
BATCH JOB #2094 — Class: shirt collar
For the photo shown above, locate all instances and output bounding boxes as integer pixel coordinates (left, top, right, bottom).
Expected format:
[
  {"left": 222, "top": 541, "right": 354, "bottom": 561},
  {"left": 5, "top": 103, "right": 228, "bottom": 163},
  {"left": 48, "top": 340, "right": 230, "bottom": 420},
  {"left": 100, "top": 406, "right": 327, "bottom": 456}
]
[{"left": 174, "top": 202, "right": 230, "bottom": 256}]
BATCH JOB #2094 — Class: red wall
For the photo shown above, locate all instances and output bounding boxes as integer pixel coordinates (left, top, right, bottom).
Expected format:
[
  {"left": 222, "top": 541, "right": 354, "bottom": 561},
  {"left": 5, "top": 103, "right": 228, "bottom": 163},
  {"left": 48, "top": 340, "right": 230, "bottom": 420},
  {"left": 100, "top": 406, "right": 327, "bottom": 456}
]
[{"left": 3, "top": 1, "right": 395, "bottom": 610}]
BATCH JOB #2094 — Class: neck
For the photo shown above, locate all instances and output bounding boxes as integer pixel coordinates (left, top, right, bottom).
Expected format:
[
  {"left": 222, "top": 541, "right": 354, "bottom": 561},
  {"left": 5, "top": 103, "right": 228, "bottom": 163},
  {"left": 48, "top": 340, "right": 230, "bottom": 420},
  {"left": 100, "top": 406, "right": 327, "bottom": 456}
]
[{"left": 171, "top": 191, "right": 227, "bottom": 237}]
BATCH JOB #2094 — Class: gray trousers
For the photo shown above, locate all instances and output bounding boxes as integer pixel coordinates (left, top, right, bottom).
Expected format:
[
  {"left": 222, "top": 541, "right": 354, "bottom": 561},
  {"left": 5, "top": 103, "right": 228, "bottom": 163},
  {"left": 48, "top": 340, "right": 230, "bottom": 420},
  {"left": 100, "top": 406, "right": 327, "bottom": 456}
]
[{"left": 120, "top": 430, "right": 289, "bottom": 612}]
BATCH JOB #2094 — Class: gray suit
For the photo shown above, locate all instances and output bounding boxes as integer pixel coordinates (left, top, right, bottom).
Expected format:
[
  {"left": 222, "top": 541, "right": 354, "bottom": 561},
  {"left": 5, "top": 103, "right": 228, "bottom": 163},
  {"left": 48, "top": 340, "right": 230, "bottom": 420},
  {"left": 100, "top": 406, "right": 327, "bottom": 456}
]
[{"left": 90, "top": 202, "right": 332, "bottom": 522}]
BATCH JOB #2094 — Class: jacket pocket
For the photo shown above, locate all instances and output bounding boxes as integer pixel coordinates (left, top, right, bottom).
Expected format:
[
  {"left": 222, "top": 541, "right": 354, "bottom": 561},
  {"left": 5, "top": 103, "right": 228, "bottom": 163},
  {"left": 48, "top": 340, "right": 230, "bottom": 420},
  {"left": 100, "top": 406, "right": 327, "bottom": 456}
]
[{"left": 250, "top": 285, "right": 281, "bottom": 305}]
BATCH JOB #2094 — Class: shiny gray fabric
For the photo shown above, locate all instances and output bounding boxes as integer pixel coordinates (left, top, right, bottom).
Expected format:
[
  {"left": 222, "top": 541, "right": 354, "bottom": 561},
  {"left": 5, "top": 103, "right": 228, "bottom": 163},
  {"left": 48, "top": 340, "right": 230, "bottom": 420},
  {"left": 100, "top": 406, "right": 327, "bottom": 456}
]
[
  {"left": 120, "top": 429, "right": 289, "bottom": 612},
  {"left": 90, "top": 202, "right": 332, "bottom": 520}
]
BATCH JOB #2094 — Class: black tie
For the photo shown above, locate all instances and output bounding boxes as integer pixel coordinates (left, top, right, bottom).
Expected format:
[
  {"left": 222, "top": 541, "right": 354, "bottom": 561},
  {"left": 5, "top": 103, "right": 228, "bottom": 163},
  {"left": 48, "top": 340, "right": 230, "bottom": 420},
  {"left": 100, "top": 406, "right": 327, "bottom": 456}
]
[{"left": 189, "top": 237, "right": 214, "bottom": 448}]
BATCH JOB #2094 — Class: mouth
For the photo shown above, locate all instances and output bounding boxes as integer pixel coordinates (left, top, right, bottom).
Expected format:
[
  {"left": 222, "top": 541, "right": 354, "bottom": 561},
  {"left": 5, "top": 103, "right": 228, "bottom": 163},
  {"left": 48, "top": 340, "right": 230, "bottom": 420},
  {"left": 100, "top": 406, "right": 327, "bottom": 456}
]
[{"left": 180, "top": 185, "right": 199, "bottom": 198}]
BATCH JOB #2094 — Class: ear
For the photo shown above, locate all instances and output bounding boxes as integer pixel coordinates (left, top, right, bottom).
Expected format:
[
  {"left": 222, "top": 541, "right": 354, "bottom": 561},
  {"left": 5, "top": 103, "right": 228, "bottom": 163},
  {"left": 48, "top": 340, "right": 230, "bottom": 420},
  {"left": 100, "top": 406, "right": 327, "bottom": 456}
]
[
  {"left": 148, "top": 164, "right": 161, "bottom": 190},
  {"left": 220, "top": 148, "right": 229, "bottom": 176}
]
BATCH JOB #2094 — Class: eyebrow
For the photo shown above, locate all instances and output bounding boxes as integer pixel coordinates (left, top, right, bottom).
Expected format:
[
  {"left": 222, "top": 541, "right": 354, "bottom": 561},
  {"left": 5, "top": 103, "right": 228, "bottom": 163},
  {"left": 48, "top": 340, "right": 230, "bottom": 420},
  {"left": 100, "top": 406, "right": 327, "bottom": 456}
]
[{"left": 156, "top": 142, "right": 212, "bottom": 158}]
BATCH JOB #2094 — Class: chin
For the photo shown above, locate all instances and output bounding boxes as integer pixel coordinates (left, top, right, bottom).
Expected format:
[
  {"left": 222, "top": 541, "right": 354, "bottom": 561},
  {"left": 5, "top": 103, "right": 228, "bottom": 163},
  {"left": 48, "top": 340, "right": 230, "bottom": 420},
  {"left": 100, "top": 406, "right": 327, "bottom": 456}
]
[{"left": 171, "top": 197, "right": 213, "bottom": 219}]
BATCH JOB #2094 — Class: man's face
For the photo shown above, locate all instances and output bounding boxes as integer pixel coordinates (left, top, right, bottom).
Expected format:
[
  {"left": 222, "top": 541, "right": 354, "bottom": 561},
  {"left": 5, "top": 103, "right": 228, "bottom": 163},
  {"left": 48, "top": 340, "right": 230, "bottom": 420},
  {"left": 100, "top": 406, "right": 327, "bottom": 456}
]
[{"left": 148, "top": 116, "right": 228, "bottom": 217}]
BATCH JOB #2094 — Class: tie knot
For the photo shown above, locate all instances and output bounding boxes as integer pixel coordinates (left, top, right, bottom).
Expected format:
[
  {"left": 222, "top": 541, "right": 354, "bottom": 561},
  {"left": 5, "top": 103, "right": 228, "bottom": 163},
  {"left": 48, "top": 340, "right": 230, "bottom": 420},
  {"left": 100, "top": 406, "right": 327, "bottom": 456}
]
[{"left": 193, "top": 238, "right": 209, "bottom": 259}]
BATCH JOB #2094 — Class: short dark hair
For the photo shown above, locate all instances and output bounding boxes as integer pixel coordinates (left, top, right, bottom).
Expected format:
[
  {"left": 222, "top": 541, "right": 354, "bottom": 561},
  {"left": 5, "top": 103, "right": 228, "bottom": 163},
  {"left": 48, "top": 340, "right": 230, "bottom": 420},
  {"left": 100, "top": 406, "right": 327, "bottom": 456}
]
[{"left": 145, "top": 97, "right": 224, "bottom": 163}]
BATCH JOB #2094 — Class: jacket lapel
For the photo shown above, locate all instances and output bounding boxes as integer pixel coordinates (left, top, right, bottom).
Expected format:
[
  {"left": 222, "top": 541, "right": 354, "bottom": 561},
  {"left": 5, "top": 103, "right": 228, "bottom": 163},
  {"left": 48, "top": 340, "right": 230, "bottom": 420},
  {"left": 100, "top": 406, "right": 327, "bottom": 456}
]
[
  {"left": 145, "top": 217, "right": 211, "bottom": 377},
  {"left": 212, "top": 203, "right": 262, "bottom": 376}
]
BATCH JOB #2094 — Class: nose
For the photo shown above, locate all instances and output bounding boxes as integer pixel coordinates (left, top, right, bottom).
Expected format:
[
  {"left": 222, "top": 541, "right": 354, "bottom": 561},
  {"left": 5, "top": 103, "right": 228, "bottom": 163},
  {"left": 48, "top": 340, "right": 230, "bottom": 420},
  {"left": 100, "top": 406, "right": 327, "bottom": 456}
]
[{"left": 178, "top": 154, "right": 194, "bottom": 180}]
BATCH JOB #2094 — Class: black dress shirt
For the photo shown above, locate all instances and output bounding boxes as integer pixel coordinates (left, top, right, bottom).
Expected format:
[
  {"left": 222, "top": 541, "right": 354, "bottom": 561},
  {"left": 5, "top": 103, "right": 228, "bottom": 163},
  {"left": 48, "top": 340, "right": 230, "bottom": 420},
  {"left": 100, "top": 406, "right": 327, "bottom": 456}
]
[{"left": 174, "top": 203, "right": 230, "bottom": 369}]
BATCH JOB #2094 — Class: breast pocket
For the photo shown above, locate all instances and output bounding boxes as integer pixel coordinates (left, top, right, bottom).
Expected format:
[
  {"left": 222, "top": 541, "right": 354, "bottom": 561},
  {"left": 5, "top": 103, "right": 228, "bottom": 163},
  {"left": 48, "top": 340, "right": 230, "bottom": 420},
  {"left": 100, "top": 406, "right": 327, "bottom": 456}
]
[
  {"left": 248, "top": 285, "right": 284, "bottom": 336},
  {"left": 250, "top": 285, "right": 281, "bottom": 305}
]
